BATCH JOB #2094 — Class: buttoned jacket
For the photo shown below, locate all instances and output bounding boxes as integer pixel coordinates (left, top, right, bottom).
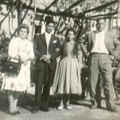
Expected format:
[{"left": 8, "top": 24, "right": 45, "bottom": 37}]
[{"left": 34, "top": 33, "right": 61, "bottom": 71}]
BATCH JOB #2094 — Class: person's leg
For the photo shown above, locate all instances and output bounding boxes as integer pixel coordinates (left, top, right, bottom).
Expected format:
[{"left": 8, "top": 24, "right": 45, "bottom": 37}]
[
  {"left": 59, "top": 100, "right": 64, "bottom": 106},
  {"left": 7, "top": 90, "right": 14, "bottom": 113},
  {"left": 102, "top": 68, "right": 116, "bottom": 107},
  {"left": 95, "top": 74, "right": 102, "bottom": 108},
  {"left": 80, "top": 68, "right": 87, "bottom": 99},
  {"left": 88, "top": 54, "right": 99, "bottom": 108},
  {"left": 64, "top": 94, "right": 71, "bottom": 110},
  {"left": 42, "top": 65, "right": 54, "bottom": 109},
  {"left": 100, "top": 54, "right": 117, "bottom": 112},
  {"left": 33, "top": 70, "right": 45, "bottom": 112},
  {"left": 13, "top": 91, "right": 20, "bottom": 113},
  {"left": 57, "top": 95, "right": 64, "bottom": 110}
]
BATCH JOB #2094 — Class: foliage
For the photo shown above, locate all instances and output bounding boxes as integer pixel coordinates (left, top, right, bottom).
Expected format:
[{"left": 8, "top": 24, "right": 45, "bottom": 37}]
[{"left": 0, "top": 29, "right": 11, "bottom": 60}]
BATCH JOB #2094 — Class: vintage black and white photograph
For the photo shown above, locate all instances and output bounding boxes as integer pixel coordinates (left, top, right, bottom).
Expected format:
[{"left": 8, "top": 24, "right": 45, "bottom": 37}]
[{"left": 0, "top": 0, "right": 120, "bottom": 120}]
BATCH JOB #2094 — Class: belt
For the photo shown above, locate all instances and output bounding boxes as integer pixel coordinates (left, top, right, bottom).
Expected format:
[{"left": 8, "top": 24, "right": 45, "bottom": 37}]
[{"left": 91, "top": 52, "right": 108, "bottom": 55}]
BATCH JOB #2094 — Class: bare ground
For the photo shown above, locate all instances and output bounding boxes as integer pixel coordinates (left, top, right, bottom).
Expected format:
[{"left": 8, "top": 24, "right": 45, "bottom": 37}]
[{"left": 0, "top": 87, "right": 120, "bottom": 120}]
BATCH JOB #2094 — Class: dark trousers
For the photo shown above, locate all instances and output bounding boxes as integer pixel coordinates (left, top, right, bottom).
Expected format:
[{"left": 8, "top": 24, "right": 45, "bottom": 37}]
[
  {"left": 34, "top": 64, "right": 54, "bottom": 109},
  {"left": 95, "top": 75, "right": 101, "bottom": 106},
  {"left": 88, "top": 53, "right": 115, "bottom": 108}
]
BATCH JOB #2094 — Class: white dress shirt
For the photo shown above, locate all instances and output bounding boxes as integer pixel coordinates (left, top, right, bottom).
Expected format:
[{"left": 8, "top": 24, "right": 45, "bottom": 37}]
[
  {"left": 91, "top": 30, "right": 109, "bottom": 54},
  {"left": 45, "top": 32, "right": 51, "bottom": 54}
]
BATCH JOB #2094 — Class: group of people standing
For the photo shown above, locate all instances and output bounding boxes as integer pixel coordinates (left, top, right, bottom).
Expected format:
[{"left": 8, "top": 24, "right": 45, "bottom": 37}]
[
  {"left": 1, "top": 17, "right": 120, "bottom": 115},
  {"left": 33, "top": 21, "right": 82, "bottom": 113}
]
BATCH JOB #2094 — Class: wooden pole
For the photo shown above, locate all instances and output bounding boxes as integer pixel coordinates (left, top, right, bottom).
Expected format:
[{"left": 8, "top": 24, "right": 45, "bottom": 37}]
[
  {"left": 31, "top": 0, "right": 37, "bottom": 42},
  {"left": 117, "top": 0, "right": 120, "bottom": 30},
  {"left": 18, "top": 0, "right": 22, "bottom": 24}
]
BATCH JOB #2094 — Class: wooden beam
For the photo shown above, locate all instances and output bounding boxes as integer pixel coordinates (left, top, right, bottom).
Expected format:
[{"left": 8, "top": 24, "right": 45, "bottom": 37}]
[
  {"left": 31, "top": 0, "right": 37, "bottom": 42},
  {"left": 117, "top": 0, "right": 120, "bottom": 28},
  {"left": 37, "top": 0, "right": 59, "bottom": 20},
  {"left": 0, "top": 0, "right": 15, "bottom": 6},
  {"left": 44, "top": 0, "right": 59, "bottom": 11},
  {"left": 78, "top": 0, "right": 118, "bottom": 17},
  {"left": 0, "top": 0, "right": 118, "bottom": 19},
  {"left": 0, "top": 0, "right": 79, "bottom": 18},
  {"left": 86, "top": 12, "right": 117, "bottom": 19},
  {"left": 0, "top": 7, "right": 13, "bottom": 26},
  {"left": 17, "top": 0, "right": 22, "bottom": 24},
  {"left": 22, "top": 4, "right": 78, "bottom": 18},
  {"left": 65, "top": 0, "right": 85, "bottom": 12}
]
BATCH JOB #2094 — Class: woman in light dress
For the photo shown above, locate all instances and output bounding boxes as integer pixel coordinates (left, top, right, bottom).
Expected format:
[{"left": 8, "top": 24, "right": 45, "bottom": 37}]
[
  {"left": 53, "top": 28, "right": 82, "bottom": 110},
  {"left": 2, "top": 24, "right": 34, "bottom": 115}
]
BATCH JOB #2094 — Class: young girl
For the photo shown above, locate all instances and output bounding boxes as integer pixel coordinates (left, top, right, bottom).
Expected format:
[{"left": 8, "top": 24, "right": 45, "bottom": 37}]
[{"left": 53, "top": 28, "right": 82, "bottom": 110}]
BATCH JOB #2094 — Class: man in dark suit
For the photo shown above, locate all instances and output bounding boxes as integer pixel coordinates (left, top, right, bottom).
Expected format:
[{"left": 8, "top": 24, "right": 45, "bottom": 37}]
[
  {"left": 86, "top": 18, "right": 120, "bottom": 112},
  {"left": 32, "top": 20, "right": 61, "bottom": 113}
]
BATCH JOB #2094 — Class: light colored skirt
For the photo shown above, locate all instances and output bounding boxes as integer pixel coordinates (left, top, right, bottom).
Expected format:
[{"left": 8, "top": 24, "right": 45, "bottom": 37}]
[
  {"left": 2, "top": 64, "right": 30, "bottom": 92},
  {"left": 53, "top": 57, "right": 82, "bottom": 95}
]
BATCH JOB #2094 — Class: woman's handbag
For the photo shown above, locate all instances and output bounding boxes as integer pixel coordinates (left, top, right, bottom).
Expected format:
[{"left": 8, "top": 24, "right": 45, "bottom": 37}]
[{"left": 1, "top": 58, "right": 21, "bottom": 75}]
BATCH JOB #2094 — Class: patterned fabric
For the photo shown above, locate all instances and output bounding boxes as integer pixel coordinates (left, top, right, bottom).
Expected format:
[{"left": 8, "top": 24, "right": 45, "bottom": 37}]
[{"left": 2, "top": 37, "right": 34, "bottom": 92}]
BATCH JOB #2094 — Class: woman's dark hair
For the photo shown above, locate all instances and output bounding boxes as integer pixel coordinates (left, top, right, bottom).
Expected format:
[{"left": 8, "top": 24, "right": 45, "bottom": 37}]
[
  {"left": 18, "top": 24, "right": 29, "bottom": 34},
  {"left": 65, "top": 28, "right": 76, "bottom": 42},
  {"left": 65, "top": 28, "right": 75, "bottom": 37},
  {"left": 65, "top": 28, "right": 78, "bottom": 55}
]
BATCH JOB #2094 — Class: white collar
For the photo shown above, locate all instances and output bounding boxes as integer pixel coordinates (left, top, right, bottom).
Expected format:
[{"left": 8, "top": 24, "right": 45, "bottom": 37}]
[
  {"left": 45, "top": 32, "right": 52, "bottom": 36},
  {"left": 96, "top": 29, "right": 105, "bottom": 34}
]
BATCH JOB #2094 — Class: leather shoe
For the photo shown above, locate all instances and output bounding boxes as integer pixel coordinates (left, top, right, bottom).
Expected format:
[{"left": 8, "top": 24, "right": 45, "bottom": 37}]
[
  {"left": 32, "top": 108, "right": 39, "bottom": 113},
  {"left": 8, "top": 111, "right": 16, "bottom": 115},
  {"left": 15, "top": 111, "right": 20, "bottom": 115},
  {"left": 108, "top": 106, "right": 117, "bottom": 112},
  {"left": 90, "top": 104, "right": 97, "bottom": 109},
  {"left": 97, "top": 104, "right": 101, "bottom": 108},
  {"left": 90, "top": 102, "right": 97, "bottom": 109},
  {"left": 40, "top": 106, "right": 49, "bottom": 112}
]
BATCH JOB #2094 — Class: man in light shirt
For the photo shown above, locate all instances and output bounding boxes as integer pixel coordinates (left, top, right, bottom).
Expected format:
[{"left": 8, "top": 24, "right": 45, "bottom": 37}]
[
  {"left": 33, "top": 20, "right": 61, "bottom": 113},
  {"left": 87, "top": 18, "right": 120, "bottom": 112}
]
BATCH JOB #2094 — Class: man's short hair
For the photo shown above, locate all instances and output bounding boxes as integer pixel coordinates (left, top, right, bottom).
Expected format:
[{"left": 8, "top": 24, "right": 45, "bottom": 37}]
[
  {"left": 96, "top": 18, "right": 106, "bottom": 23},
  {"left": 46, "top": 20, "right": 55, "bottom": 26}
]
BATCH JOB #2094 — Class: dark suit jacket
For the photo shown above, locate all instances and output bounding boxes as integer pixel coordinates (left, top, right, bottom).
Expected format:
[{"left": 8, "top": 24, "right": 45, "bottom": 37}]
[
  {"left": 86, "top": 31, "right": 120, "bottom": 59},
  {"left": 34, "top": 33, "right": 61, "bottom": 71}
]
